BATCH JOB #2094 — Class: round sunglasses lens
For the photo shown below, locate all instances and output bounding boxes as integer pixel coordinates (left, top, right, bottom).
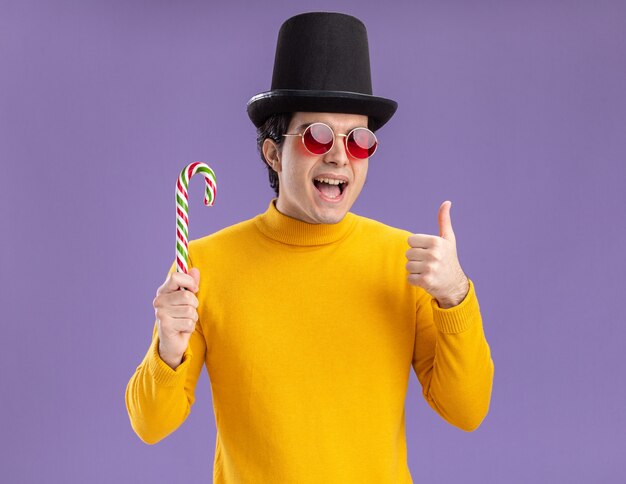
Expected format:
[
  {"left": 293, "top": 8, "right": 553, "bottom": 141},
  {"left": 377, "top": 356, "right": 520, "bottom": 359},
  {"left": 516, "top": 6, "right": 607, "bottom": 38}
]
[
  {"left": 347, "top": 128, "right": 377, "bottom": 159},
  {"left": 303, "top": 123, "right": 334, "bottom": 155}
]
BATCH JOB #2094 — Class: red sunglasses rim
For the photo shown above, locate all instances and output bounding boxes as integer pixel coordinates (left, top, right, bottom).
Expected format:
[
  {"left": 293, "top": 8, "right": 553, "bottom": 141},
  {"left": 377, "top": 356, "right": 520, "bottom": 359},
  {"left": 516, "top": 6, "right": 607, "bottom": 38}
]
[{"left": 298, "top": 122, "right": 378, "bottom": 159}]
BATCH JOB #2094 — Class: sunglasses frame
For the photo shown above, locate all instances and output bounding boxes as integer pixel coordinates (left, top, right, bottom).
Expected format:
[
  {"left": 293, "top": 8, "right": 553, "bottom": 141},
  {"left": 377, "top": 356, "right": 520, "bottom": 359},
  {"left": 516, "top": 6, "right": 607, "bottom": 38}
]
[{"left": 282, "top": 122, "right": 378, "bottom": 159}]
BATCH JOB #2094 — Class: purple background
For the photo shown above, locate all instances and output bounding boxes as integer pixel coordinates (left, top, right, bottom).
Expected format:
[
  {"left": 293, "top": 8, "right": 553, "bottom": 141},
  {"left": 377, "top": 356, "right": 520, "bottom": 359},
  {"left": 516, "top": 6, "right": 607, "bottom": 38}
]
[{"left": 2, "top": 1, "right": 625, "bottom": 482}]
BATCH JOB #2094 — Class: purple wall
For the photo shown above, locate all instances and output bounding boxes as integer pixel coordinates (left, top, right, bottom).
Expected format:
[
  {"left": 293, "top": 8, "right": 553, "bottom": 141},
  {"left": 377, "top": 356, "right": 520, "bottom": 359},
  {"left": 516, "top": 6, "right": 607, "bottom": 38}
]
[{"left": 2, "top": 1, "right": 625, "bottom": 482}]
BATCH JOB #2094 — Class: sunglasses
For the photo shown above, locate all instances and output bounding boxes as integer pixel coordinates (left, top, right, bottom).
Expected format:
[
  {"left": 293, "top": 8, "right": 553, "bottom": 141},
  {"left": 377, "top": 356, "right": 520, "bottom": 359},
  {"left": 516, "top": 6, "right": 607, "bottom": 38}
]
[{"left": 282, "top": 122, "right": 378, "bottom": 160}]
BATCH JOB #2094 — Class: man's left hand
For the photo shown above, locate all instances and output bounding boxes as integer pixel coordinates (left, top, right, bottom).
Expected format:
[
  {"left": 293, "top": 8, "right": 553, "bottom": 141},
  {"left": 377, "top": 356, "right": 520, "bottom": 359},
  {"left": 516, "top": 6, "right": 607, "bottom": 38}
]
[{"left": 405, "top": 200, "right": 470, "bottom": 309}]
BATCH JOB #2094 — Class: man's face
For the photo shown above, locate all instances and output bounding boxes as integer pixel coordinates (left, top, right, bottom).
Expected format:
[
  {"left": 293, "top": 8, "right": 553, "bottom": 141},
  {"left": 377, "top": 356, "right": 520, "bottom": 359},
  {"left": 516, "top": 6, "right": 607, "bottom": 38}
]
[{"left": 268, "top": 111, "right": 370, "bottom": 224}]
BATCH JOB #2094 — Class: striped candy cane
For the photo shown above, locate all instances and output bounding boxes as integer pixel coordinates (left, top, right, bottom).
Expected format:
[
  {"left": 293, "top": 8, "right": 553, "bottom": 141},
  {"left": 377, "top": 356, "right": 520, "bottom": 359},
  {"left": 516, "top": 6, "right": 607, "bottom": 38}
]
[{"left": 176, "top": 162, "right": 217, "bottom": 277}]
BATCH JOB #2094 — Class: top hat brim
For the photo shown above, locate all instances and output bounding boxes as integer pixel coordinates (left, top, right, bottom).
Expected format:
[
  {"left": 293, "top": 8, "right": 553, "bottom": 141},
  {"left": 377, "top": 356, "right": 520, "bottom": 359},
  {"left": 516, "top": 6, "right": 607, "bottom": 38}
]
[{"left": 247, "top": 89, "right": 398, "bottom": 132}]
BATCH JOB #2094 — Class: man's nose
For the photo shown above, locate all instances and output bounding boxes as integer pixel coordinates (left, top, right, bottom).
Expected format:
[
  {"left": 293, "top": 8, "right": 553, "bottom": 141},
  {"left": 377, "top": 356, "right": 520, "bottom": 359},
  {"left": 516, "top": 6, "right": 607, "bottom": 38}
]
[{"left": 323, "top": 134, "right": 350, "bottom": 166}]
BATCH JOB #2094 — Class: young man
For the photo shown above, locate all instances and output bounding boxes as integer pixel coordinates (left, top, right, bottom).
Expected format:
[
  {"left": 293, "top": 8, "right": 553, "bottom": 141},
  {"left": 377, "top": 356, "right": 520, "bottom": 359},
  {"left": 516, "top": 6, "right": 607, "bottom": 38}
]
[{"left": 126, "top": 12, "right": 494, "bottom": 483}]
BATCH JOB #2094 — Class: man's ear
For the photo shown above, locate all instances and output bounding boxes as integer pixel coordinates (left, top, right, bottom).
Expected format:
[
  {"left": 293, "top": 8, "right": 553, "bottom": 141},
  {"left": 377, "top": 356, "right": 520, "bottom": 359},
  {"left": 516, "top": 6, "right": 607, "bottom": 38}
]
[{"left": 262, "top": 138, "right": 282, "bottom": 172}]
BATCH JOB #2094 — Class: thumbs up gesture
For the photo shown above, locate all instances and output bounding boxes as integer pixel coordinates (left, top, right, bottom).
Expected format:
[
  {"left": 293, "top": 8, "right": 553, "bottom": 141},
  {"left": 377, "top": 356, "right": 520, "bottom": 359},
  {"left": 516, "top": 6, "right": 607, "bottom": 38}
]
[{"left": 405, "top": 201, "right": 470, "bottom": 309}]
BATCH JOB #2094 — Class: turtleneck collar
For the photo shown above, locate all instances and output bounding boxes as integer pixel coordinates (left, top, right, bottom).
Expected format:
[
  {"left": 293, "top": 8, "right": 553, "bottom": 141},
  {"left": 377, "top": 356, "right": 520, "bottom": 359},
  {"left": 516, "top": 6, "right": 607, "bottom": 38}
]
[{"left": 254, "top": 199, "right": 358, "bottom": 246}]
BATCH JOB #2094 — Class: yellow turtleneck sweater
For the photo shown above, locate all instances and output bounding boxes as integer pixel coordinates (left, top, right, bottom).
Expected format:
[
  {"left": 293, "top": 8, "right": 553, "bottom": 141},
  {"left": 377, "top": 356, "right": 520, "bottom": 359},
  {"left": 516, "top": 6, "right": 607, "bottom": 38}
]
[{"left": 125, "top": 199, "right": 494, "bottom": 483}]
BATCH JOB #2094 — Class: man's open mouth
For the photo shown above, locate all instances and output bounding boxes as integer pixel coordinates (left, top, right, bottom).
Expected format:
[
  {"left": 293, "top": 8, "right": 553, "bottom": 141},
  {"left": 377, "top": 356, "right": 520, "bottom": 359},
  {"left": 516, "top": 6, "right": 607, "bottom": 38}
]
[{"left": 312, "top": 177, "right": 348, "bottom": 199}]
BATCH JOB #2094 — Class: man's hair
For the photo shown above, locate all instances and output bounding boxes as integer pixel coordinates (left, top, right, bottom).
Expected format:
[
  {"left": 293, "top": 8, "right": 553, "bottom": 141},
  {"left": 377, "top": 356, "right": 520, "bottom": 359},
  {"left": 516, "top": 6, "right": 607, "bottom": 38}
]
[{"left": 256, "top": 112, "right": 293, "bottom": 197}]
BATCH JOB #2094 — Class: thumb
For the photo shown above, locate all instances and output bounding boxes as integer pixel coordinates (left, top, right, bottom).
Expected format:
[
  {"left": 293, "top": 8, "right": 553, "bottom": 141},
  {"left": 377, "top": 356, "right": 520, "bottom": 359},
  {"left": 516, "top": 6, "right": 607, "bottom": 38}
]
[
  {"left": 189, "top": 267, "right": 200, "bottom": 288},
  {"left": 438, "top": 200, "right": 456, "bottom": 242}
]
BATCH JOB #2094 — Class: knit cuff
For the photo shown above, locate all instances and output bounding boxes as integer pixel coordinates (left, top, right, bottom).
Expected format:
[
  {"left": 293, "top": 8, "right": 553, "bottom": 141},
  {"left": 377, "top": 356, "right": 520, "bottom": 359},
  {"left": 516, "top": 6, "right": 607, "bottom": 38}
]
[
  {"left": 430, "top": 278, "right": 480, "bottom": 334},
  {"left": 146, "top": 334, "right": 193, "bottom": 387}
]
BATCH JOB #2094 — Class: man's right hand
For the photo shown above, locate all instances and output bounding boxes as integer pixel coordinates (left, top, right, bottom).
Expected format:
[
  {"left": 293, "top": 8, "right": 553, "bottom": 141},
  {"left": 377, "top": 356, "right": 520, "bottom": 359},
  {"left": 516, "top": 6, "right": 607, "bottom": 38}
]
[{"left": 153, "top": 267, "right": 201, "bottom": 369}]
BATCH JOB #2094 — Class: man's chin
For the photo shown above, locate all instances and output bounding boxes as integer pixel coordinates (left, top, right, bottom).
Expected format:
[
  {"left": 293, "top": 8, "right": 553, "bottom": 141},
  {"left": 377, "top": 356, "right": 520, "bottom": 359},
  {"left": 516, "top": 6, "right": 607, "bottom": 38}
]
[
  {"left": 316, "top": 215, "right": 344, "bottom": 224},
  {"left": 311, "top": 205, "right": 350, "bottom": 224}
]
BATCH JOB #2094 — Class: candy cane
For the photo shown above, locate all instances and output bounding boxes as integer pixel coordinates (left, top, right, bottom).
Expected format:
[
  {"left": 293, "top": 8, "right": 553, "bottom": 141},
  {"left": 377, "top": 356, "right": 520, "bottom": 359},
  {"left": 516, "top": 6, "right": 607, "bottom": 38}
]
[{"left": 176, "top": 162, "right": 217, "bottom": 277}]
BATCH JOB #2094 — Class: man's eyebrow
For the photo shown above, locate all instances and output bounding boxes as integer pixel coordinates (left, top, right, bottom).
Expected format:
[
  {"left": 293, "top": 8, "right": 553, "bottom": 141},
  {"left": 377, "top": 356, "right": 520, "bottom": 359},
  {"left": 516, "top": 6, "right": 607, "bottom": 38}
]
[{"left": 294, "top": 122, "right": 366, "bottom": 132}]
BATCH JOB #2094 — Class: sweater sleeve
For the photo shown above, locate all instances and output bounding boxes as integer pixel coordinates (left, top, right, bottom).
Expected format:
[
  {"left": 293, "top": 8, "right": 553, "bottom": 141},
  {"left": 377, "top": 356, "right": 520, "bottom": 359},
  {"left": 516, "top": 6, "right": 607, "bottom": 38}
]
[
  {"left": 125, "top": 258, "right": 207, "bottom": 444},
  {"left": 411, "top": 278, "right": 494, "bottom": 431}
]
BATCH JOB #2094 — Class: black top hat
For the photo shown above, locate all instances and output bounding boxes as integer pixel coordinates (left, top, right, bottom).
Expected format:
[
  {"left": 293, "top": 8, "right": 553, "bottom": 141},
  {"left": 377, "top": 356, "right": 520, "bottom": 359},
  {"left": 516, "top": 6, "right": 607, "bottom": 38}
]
[{"left": 246, "top": 12, "right": 398, "bottom": 132}]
